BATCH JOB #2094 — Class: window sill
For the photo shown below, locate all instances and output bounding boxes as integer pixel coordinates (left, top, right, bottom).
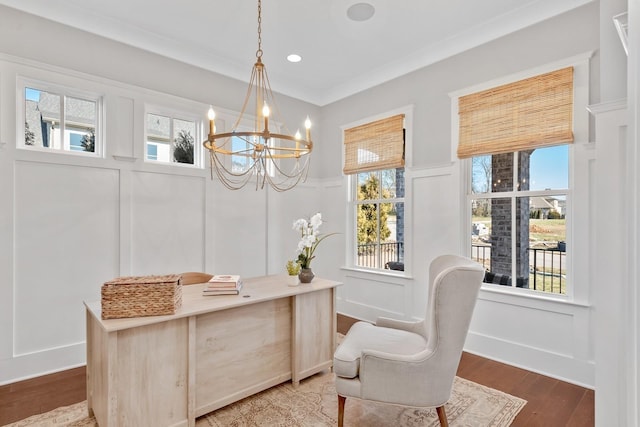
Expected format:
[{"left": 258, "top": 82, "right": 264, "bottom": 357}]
[
  {"left": 340, "top": 266, "right": 414, "bottom": 283},
  {"left": 479, "top": 283, "right": 590, "bottom": 309},
  {"left": 113, "top": 155, "right": 137, "bottom": 162}
]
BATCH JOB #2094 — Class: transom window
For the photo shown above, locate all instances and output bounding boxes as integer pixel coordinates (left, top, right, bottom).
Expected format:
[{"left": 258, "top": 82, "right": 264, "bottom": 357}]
[
  {"left": 22, "top": 85, "right": 100, "bottom": 155},
  {"left": 146, "top": 112, "right": 200, "bottom": 166}
]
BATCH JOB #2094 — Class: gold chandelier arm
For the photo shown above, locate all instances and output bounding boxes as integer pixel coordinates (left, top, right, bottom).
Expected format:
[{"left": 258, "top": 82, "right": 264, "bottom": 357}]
[{"left": 206, "top": 131, "right": 312, "bottom": 149}]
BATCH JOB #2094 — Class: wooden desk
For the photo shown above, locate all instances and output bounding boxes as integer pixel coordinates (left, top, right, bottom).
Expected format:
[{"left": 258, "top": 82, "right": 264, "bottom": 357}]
[{"left": 85, "top": 275, "right": 341, "bottom": 427}]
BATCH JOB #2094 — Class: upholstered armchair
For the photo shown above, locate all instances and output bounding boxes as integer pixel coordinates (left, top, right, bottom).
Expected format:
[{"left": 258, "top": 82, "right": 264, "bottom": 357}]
[{"left": 333, "top": 254, "right": 485, "bottom": 427}]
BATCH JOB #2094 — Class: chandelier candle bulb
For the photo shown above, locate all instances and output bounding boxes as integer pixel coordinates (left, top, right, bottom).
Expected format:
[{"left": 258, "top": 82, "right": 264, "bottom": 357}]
[
  {"left": 207, "top": 107, "right": 215, "bottom": 136},
  {"left": 305, "top": 116, "right": 311, "bottom": 141},
  {"left": 262, "top": 103, "right": 270, "bottom": 131}
]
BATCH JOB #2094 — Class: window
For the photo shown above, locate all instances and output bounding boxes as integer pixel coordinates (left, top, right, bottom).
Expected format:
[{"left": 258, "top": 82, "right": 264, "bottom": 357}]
[
  {"left": 469, "top": 147, "right": 568, "bottom": 294},
  {"left": 460, "top": 67, "right": 573, "bottom": 295},
  {"left": 354, "top": 168, "right": 405, "bottom": 270},
  {"left": 146, "top": 112, "right": 200, "bottom": 166},
  {"left": 344, "top": 114, "right": 406, "bottom": 272},
  {"left": 22, "top": 85, "right": 100, "bottom": 154},
  {"left": 231, "top": 133, "right": 252, "bottom": 173}
]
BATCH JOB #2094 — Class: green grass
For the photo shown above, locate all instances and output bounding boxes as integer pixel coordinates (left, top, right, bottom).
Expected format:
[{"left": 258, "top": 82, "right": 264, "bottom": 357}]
[{"left": 472, "top": 217, "right": 566, "bottom": 245}]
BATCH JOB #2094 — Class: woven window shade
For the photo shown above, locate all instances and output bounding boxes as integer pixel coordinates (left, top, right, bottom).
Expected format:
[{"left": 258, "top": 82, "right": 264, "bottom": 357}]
[
  {"left": 457, "top": 67, "right": 574, "bottom": 159},
  {"left": 343, "top": 114, "right": 405, "bottom": 174}
]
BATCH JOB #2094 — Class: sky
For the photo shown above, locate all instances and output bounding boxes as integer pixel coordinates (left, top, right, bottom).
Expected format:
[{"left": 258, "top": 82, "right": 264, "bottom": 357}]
[
  {"left": 25, "top": 88, "right": 40, "bottom": 102},
  {"left": 529, "top": 145, "right": 568, "bottom": 190},
  {"left": 472, "top": 145, "right": 569, "bottom": 193}
]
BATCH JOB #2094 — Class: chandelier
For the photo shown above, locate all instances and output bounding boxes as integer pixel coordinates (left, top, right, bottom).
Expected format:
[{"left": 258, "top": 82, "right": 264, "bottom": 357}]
[{"left": 203, "top": 0, "right": 313, "bottom": 191}]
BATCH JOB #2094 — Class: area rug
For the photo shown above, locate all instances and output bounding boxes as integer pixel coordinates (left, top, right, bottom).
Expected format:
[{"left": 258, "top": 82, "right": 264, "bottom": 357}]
[{"left": 4, "top": 371, "right": 525, "bottom": 427}]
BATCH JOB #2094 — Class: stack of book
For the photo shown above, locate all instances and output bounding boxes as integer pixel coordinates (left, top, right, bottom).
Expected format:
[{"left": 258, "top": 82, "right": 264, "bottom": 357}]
[{"left": 202, "top": 275, "right": 243, "bottom": 296}]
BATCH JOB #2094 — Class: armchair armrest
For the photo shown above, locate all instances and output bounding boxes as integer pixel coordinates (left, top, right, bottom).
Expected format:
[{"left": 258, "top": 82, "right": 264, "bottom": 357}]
[
  {"left": 376, "top": 317, "right": 426, "bottom": 337},
  {"left": 359, "top": 348, "right": 448, "bottom": 406}
]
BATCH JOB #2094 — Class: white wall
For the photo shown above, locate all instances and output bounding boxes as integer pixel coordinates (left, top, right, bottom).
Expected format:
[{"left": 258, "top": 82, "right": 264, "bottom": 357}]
[{"left": 629, "top": 2, "right": 640, "bottom": 423}]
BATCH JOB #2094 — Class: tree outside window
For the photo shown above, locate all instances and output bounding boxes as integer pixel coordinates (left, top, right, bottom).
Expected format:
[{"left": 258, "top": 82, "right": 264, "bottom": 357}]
[{"left": 146, "top": 113, "right": 198, "bottom": 166}]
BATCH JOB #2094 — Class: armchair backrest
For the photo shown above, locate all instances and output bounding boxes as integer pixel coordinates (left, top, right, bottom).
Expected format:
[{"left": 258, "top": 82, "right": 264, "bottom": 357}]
[{"left": 424, "top": 255, "right": 484, "bottom": 386}]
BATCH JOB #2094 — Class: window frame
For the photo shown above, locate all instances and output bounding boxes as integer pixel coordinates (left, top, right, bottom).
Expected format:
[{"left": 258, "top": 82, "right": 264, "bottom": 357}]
[
  {"left": 343, "top": 106, "right": 413, "bottom": 277},
  {"left": 17, "top": 77, "right": 103, "bottom": 157},
  {"left": 144, "top": 105, "right": 203, "bottom": 168},
  {"left": 352, "top": 168, "right": 406, "bottom": 271},
  {"left": 451, "top": 52, "right": 593, "bottom": 302},
  {"left": 467, "top": 149, "right": 572, "bottom": 297}
]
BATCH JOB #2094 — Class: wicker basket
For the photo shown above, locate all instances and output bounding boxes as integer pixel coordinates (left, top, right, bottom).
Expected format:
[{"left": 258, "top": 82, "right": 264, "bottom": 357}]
[{"left": 101, "top": 274, "right": 182, "bottom": 319}]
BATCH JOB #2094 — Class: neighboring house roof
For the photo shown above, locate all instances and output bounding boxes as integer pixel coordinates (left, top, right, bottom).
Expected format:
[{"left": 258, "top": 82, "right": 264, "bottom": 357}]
[
  {"left": 146, "top": 113, "right": 196, "bottom": 141},
  {"left": 147, "top": 113, "right": 171, "bottom": 140},
  {"left": 25, "top": 99, "right": 44, "bottom": 147},
  {"left": 38, "top": 91, "right": 95, "bottom": 129},
  {"left": 530, "top": 196, "right": 554, "bottom": 210},
  {"left": 530, "top": 196, "right": 564, "bottom": 215}
]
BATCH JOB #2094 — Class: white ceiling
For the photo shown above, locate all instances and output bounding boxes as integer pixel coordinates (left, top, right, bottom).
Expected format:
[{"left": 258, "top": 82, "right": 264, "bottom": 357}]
[{"left": 0, "top": 0, "right": 592, "bottom": 106}]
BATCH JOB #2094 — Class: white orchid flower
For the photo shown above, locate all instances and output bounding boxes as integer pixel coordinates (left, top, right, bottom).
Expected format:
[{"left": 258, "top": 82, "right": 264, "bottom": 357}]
[
  {"left": 310, "top": 213, "right": 322, "bottom": 230},
  {"left": 302, "top": 235, "right": 316, "bottom": 248},
  {"left": 291, "top": 213, "right": 336, "bottom": 271},
  {"left": 292, "top": 218, "right": 308, "bottom": 231}
]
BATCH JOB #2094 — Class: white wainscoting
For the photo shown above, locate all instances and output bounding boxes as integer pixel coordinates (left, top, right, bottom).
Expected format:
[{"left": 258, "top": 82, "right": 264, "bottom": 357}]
[
  {"left": 129, "top": 171, "right": 206, "bottom": 275},
  {"left": 466, "top": 289, "right": 594, "bottom": 387},
  {"left": 13, "top": 161, "right": 120, "bottom": 356}
]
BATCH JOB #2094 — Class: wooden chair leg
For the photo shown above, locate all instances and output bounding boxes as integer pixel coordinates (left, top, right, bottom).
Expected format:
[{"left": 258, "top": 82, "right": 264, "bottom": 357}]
[
  {"left": 338, "top": 395, "right": 346, "bottom": 427},
  {"left": 436, "top": 405, "right": 448, "bottom": 427}
]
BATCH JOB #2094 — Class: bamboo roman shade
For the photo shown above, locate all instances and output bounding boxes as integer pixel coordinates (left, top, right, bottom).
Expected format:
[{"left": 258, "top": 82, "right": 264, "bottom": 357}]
[
  {"left": 343, "top": 114, "right": 405, "bottom": 174},
  {"left": 457, "top": 66, "right": 574, "bottom": 159}
]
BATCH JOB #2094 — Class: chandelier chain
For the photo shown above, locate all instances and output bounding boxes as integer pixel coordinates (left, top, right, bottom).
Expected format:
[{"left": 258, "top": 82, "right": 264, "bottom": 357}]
[{"left": 256, "top": 0, "right": 263, "bottom": 60}]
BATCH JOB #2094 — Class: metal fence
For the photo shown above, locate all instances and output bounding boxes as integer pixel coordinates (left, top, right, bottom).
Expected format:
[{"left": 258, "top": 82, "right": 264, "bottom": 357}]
[
  {"left": 357, "top": 242, "right": 404, "bottom": 269},
  {"left": 471, "top": 244, "right": 566, "bottom": 294}
]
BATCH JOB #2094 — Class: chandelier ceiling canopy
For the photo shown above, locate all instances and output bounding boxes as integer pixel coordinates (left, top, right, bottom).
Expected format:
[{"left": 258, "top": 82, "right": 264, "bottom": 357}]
[{"left": 203, "top": 0, "right": 312, "bottom": 191}]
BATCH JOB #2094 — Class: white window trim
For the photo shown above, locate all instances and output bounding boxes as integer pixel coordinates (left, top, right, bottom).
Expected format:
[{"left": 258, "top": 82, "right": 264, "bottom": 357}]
[
  {"left": 342, "top": 105, "right": 414, "bottom": 277},
  {"left": 17, "top": 76, "right": 104, "bottom": 157},
  {"left": 449, "top": 52, "right": 593, "bottom": 302}
]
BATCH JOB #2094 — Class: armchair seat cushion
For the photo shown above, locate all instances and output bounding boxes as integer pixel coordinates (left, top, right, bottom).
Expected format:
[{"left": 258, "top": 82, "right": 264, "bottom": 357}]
[{"left": 334, "top": 321, "right": 427, "bottom": 379}]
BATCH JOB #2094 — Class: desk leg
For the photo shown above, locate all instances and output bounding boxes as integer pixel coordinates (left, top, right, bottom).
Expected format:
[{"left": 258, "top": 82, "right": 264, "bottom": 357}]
[
  {"left": 291, "top": 296, "right": 301, "bottom": 387},
  {"left": 188, "top": 316, "right": 196, "bottom": 427},
  {"left": 85, "top": 310, "right": 94, "bottom": 418},
  {"left": 291, "top": 289, "right": 334, "bottom": 385}
]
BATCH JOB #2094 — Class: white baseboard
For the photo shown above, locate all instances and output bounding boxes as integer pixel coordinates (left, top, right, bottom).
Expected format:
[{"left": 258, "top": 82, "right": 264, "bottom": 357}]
[
  {"left": 0, "top": 342, "right": 86, "bottom": 386},
  {"left": 465, "top": 331, "right": 594, "bottom": 389}
]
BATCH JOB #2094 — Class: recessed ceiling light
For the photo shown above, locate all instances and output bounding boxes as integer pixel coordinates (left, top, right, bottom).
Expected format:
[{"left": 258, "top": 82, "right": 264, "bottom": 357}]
[
  {"left": 346, "top": 3, "right": 375, "bottom": 22},
  {"left": 287, "top": 54, "right": 302, "bottom": 63}
]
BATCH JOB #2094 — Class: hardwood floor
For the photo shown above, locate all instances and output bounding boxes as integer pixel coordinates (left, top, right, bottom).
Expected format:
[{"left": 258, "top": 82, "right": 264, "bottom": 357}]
[
  {"left": 1, "top": 314, "right": 594, "bottom": 426},
  {"left": 0, "top": 366, "right": 86, "bottom": 425}
]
